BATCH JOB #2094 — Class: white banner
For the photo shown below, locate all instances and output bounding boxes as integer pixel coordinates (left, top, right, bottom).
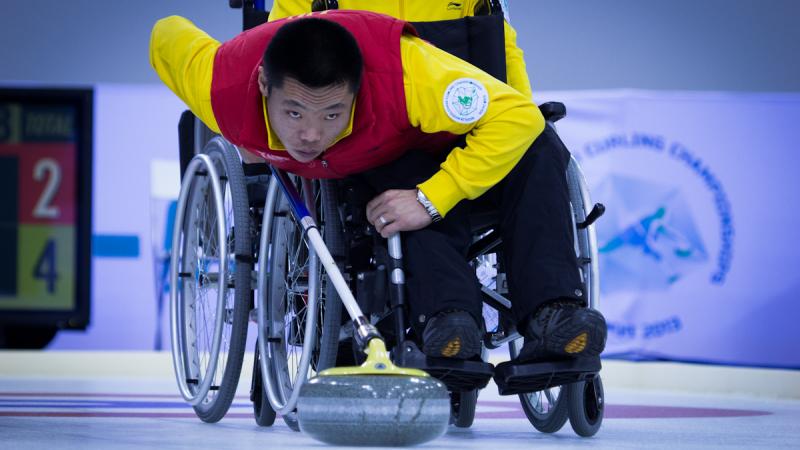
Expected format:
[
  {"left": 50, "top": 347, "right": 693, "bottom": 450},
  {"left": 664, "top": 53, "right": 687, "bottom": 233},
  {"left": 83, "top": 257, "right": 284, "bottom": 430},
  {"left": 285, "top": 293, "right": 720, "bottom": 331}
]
[
  {"left": 537, "top": 90, "right": 800, "bottom": 368},
  {"left": 48, "top": 85, "right": 800, "bottom": 369}
]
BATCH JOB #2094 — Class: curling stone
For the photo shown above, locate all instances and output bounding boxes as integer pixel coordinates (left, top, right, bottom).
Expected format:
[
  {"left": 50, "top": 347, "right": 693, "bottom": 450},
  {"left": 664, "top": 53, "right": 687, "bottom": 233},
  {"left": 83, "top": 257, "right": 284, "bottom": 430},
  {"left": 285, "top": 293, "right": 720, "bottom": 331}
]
[{"left": 297, "top": 374, "right": 450, "bottom": 446}]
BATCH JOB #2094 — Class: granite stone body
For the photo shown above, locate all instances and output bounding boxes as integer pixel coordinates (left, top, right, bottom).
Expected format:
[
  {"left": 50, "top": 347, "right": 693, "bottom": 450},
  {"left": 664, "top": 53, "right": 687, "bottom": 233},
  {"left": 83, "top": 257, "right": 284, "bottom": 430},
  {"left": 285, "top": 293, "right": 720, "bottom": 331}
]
[{"left": 297, "top": 375, "right": 450, "bottom": 446}]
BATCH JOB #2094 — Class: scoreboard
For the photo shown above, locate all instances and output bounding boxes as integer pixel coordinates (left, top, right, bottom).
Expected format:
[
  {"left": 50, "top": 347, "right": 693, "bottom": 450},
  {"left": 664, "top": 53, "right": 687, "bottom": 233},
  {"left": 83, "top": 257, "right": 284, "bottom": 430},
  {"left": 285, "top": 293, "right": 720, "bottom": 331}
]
[{"left": 0, "top": 88, "right": 92, "bottom": 330}]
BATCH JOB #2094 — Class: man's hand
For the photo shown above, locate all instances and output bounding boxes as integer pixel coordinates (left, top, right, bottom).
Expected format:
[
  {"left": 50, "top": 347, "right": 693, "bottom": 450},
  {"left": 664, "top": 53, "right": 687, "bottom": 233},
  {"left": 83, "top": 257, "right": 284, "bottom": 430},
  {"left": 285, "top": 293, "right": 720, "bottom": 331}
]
[{"left": 366, "top": 189, "right": 433, "bottom": 238}]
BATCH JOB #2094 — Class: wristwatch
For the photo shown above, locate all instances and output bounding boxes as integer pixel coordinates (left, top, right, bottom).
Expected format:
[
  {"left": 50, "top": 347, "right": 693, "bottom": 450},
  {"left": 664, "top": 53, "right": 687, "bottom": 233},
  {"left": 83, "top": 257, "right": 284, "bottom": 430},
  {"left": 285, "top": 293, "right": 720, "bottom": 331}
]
[{"left": 416, "top": 189, "right": 443, "bottom": 223}]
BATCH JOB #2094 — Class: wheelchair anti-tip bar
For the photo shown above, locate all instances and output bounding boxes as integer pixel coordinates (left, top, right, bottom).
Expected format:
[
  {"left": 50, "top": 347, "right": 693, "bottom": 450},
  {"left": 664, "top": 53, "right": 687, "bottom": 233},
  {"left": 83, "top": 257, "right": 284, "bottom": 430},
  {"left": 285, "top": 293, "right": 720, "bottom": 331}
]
[{"left": 269, "top": 167, "right": 382, "bottom": 349}]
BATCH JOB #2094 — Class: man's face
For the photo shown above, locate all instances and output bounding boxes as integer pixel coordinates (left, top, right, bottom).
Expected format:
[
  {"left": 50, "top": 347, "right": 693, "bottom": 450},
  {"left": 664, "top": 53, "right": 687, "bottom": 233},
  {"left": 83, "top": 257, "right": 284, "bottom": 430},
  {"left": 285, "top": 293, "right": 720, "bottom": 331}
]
[{"left": 260, "top": 69, "right": 355, "bottom": 163}]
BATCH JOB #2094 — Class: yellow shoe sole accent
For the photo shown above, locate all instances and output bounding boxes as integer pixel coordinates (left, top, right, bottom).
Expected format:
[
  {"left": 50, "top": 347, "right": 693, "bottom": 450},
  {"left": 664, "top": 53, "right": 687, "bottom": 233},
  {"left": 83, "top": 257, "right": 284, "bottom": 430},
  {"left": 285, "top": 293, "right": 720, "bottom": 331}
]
[
  {"left": 565, "top": 332, "right": 588, "bottom": 354},
  {"left": 441, "top": 337, "right": 462, "bottom": 357}
]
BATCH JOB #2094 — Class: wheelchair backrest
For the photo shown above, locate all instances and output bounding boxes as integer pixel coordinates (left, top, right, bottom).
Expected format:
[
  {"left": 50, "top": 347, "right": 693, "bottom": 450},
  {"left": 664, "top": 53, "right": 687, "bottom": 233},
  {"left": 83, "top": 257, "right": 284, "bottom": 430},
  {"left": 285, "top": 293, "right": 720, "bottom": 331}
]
[
  {"left": 241, "top": 5, "right": 508, "bottom": 84},
  {"left": 410, "top": 15, "right": 506, "bottom": 84}
]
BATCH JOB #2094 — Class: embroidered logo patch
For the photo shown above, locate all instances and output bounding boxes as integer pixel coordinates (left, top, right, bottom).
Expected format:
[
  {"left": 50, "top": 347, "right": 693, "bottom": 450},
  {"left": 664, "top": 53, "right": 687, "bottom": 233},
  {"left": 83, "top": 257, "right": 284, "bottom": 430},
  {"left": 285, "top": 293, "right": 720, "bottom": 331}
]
[{"left": 443, "top": 78, "right": 489, "bottom": 124}]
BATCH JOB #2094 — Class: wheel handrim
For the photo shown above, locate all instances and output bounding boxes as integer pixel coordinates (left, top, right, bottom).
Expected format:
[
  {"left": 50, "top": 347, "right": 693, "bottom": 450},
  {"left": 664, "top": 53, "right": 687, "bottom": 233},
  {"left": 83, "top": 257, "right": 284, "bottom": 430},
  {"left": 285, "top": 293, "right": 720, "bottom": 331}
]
[
  {"left": 189, "top": 153, "right": 239, "bottom": 411},
  {"left": 169, "top": 154, "right": 229, "bottom": 406},
  {"left": 259, "top": 178, "right": 327, "bottom": 414}
]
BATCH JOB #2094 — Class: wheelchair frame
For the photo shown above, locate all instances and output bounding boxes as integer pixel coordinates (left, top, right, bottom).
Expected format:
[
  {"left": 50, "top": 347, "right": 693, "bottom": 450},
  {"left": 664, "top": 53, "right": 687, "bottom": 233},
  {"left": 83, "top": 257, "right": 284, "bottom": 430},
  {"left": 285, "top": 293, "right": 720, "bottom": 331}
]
[
  {"left": 168, "top": 0, "right": 605, "bottom": 437},
  {"left": 169, "top": 112, "right": 606, "bottom": 435}
]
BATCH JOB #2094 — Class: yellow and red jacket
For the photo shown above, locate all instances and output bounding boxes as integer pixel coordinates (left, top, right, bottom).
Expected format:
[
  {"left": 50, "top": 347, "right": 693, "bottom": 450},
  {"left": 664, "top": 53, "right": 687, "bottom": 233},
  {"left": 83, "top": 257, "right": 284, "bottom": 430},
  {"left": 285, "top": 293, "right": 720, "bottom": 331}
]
[
  {"left": 211, "top": 11, "right": 457, "bottom": 178},
  {"left": 150, "top": 11, "right": 543, "bottom": 216}
]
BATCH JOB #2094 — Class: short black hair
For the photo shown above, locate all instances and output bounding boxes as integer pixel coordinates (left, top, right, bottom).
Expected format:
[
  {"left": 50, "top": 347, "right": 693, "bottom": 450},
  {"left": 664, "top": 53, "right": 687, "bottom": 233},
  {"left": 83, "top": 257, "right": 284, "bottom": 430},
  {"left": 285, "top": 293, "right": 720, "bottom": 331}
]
[{"left": 262, "top": 18, "right": 363, "bottom": 93}]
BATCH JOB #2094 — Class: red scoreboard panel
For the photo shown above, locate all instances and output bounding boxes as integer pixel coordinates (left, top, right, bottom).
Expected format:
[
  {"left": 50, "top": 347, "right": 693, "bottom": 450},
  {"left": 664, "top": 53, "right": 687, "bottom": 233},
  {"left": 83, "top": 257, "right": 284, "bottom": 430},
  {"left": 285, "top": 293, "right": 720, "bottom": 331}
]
[{"left": 0, "top": 88, "right": 92, "bottom": 330}]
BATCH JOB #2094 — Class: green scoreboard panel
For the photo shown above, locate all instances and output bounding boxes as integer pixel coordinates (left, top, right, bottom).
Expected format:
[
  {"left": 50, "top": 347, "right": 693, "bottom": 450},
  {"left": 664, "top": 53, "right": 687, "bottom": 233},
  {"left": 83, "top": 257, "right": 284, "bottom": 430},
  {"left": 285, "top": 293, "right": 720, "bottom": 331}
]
[{"left": 0, "top": 88, "right": 92, "bottom": 329}]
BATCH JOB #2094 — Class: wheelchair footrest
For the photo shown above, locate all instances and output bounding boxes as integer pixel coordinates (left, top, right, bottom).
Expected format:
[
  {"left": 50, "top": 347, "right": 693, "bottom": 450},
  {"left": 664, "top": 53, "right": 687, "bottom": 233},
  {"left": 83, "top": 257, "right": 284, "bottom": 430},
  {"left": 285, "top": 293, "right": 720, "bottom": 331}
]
[
  {"left": 493, "top": 356, "right": 601, "bottom": 395},
  {"left": 395, "top": 341, "right": 494, "bottom": 392}
]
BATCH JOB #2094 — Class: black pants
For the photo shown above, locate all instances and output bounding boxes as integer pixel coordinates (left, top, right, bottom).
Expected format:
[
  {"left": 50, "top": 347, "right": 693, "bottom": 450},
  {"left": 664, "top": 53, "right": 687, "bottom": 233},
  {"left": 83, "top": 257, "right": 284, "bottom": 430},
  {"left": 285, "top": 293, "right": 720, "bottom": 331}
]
[{"left": 357, "top": 125, "right": 584, "bottom": 330}]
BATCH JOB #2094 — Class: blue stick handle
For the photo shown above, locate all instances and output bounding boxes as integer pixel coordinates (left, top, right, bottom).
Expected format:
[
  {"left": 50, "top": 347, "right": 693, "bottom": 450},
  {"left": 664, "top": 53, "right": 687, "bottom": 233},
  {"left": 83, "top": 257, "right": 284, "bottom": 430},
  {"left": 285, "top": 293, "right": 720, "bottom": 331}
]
[{"left": 270, "top": 167, "right": 314, "bottom": 226}]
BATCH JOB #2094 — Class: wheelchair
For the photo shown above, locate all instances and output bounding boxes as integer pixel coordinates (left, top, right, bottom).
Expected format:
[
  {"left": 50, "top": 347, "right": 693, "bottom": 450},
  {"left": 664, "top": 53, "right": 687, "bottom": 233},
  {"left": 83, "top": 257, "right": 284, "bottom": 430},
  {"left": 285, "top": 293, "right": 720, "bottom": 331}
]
[{"left": 168, "top": 1, "right": 606, "bottom": 438}]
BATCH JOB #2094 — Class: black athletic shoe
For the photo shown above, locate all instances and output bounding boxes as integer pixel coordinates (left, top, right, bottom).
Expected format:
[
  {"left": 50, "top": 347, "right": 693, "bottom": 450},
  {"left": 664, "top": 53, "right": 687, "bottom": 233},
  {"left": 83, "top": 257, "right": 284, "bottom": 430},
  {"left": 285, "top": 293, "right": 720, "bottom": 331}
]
[
  {"left": 422, "top": 310, "right": 482, "bottom": 360},
  {"left": 516, "top": 300, "right": 607, "bottom": 363}
]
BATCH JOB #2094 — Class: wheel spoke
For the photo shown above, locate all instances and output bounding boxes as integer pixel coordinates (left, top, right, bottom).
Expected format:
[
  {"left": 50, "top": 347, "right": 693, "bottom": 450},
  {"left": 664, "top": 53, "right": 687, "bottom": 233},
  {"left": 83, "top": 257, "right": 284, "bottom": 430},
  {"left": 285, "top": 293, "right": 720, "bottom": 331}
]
[{"left": 545, "top": 388, "right": 557, "bottom": 406}]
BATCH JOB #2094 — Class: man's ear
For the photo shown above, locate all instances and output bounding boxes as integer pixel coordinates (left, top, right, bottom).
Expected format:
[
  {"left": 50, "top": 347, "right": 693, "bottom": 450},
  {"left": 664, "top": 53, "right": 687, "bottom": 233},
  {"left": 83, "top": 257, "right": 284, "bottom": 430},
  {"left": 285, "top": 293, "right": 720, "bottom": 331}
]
[{"left": 258, "top": 66, "right": 269, "bottom": 97}]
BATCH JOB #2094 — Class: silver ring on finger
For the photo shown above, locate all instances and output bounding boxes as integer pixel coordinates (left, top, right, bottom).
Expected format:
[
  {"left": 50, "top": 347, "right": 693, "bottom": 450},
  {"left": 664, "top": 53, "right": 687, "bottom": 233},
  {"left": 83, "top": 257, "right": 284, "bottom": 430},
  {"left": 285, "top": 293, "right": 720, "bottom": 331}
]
[{"left": 379, "top": 215, "right": 389, "bottom": 225}]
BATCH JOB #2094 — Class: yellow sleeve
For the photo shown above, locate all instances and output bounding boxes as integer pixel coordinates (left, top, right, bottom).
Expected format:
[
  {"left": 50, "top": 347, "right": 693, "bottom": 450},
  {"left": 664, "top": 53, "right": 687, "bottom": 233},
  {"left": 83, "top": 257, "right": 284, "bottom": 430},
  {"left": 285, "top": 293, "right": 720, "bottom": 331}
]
[
  {"left": 401, "top": 35, "right": 545, "bottom": 216},
  {"left": 503, "top": 21, "right": 533, "bottom": 98},
  {"left": 149, "top": 15, "right": 221, "bottom": 133},
  {"left": 268, "top": 0, "right": 312, "bottom": 21}
]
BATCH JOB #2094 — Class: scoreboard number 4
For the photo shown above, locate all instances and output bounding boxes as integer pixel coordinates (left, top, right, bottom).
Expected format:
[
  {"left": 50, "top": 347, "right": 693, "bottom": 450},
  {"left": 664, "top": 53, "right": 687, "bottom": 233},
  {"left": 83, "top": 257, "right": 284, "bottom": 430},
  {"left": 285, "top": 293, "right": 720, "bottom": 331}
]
[{"left": 34, "top": 239, "right": 58, "bottom": 294}]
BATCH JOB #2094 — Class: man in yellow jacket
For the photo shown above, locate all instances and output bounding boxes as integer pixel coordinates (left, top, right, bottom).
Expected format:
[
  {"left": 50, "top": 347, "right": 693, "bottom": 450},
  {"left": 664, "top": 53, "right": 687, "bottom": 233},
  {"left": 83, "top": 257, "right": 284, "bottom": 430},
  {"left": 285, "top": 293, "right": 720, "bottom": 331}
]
[{"left": 150, "top": 9, "right": 606, "bottom": 364}]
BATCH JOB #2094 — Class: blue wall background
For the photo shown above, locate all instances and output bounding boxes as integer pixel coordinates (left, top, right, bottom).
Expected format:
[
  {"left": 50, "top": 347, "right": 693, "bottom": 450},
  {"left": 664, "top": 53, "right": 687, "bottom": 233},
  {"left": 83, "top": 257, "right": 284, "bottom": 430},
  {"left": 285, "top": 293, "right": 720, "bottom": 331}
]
[
  {"left": 1, "top": 0, "right": 798, "bottom": 92},
  {"left": 1, "top": 1, "right": 799, "bottom": 355}
]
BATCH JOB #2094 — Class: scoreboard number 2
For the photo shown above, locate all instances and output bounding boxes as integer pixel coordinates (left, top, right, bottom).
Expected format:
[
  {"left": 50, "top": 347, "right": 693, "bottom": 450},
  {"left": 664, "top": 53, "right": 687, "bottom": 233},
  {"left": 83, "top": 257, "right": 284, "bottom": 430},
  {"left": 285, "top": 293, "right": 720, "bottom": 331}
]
[{"left": 33, "top": 158, "right": 62, "bottom": 219}]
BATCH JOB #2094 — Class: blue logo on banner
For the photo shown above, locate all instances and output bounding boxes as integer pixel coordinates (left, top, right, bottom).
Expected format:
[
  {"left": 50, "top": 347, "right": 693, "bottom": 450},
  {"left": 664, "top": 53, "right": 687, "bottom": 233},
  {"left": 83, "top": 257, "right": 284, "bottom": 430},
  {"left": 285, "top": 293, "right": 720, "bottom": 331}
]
[
  {"left": 595, "top": 175, "right": 708, "bottom": 292},
  {"left": 581, "top": 133, "right": 734, "bottom": 293}
]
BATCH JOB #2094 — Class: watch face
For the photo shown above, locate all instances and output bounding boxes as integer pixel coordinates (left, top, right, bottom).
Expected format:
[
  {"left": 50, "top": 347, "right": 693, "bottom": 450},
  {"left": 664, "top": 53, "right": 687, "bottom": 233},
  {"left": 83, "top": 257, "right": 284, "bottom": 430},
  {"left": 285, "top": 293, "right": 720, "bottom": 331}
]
[
  {"left": 416, "top": 189, "right": 430, "bottom": 204},
  {"left": 417, "top": 191, "right": 431, "bottom": 208},
  {"left": 415, "top": 189, "right": 441, "bottom": 221}
]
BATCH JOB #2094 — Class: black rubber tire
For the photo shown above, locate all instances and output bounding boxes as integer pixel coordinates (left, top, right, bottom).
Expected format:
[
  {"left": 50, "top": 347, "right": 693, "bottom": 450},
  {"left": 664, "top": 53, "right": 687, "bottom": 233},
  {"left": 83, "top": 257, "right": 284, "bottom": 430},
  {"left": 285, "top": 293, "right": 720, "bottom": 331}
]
[
  {"left": 317, "top": 180, "right": 344, "bottom": 371},
  {"left": 184, "top": 138, "right": 251, "bottom": 423},
  {"left": 567, "top": 375, "right": 604, "bottom": 437},
  {"left": 519, "top": 388, "right": 569, "bottom": 433},
  {"left": 451, "top": 389, "right": 478, "bottom": 428},
  {"left": 251, "top": 343, "right": 277, "bottom": 427}
]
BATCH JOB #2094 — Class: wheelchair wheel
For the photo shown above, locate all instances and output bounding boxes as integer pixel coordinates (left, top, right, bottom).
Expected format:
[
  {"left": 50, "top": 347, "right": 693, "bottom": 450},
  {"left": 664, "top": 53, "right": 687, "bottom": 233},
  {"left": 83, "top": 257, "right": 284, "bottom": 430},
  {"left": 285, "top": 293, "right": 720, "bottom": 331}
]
[
  {"left": 567, "top": 375, "right": 604, "bottom": 437},
  {"left": 256, "top": 177, "right": 343, "bottom": 430},
  {"left": 169, "top": 137, "right": 251, "bottom": 423},
  {"left": 509, "top": 339, "right": 569, "bottom": 433},
  {"left": 566, "top": 155, "right": 600, "bottom": 310},
  {"left": 450, "top": 389, "right": 478, "bottom": 428}
]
